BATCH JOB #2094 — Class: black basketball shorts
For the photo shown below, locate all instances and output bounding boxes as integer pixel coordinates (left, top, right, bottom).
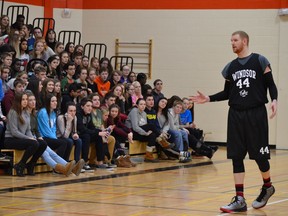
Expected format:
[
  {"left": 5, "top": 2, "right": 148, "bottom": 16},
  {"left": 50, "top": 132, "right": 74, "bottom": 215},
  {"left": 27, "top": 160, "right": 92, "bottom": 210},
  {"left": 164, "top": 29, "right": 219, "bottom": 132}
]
[{"left": 227, "top": 105, "right": 270, "bottom": 160}]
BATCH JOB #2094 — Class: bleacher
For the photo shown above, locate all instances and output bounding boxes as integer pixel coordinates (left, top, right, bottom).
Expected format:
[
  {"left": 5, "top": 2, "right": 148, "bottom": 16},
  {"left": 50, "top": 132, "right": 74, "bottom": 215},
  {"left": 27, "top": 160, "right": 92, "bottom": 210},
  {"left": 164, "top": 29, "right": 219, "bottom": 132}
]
[{"left": 0, "top": 2, "right": 206, "bottom": 176}]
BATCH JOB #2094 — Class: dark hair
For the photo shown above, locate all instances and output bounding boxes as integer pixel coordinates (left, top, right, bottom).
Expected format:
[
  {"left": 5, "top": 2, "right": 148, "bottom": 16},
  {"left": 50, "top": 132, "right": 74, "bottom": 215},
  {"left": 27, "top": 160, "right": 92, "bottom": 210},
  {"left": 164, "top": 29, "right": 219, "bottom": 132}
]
[
  {"left": 65, "top": 101, "right": 76, "bottom": 113},
  {"left": 144, "top": 93, "right": 154, "bottom": 101},
  {"left": 99, "top": 57, "right": 113, "bottom": 75},
  {"left": 45, "top": 28, "right": 56, "bottom": 43},
  {"left": 142, "top": 84, "right": 152, "bottom": 98},
  {"left": 47, "top": 54, "right": 59, "bottom": 64},
  {"left": 108, "top": 103, "right": 121, "bottom": 123},
  {"left": 128, "top": 71, "right": 136, "bottom": 82},
  {"left": 99, "top": 66, "right": 109, "bottom": 74},
  {"left": 19, "top": 38, "right": 28, "bottom": 54},
  {"left": 167, "top": 95, "right": 182, "bottom": 109},
  {"left": 137, "top": 73, "right": 147, "bottom": 81},
  {"left": 104, "top": 92, "right": 116, "bottom": 102},
  {"left": 13, "top": 78, "right": 25, "bottom": 88},
  {"left": 16, "top": 14, "right": 25, "bottom": 20},
  {"left": 63, "top": 61, "right": 75, "bottom": 71},
  {"left": 136, "top": 98, "right": 145, "bottom": 105},
  {"left": 80, "top": 97, "right": 92, "bottom": 107},
  {"left": 26, "top": 78, "right": 41, "bottom": 108},
  {"left": 10, "top": 92, "right": 27, "bottom": 124},
  {"left": 154, "top": 97, "right": 168, "bottom": 120},
  {"left": 44, "top": 93, "right": 56, "bottom": 114},
  {"left": 0, "top": 45, "right": 16, "bottom": 58},
  {"left": 153, "top": 79, "right": 162, "bottom": 86},
  {"left": 73, "top": 44, "right": 84, "bottom": 55},
  {"left": 33, "top": 27, "right": 42, "bottom": 33},
  {"left": 64, "top": 42, "right": 74, "bottom": 54},
  {"left": 72, "top": 51, "right": 82, "bottom": 60},
  {"left": 68, "top": 82, "right": 82, "bottom": 93},
  {"left": 88, "top": 92, "right": 101, "bottom": 100}
]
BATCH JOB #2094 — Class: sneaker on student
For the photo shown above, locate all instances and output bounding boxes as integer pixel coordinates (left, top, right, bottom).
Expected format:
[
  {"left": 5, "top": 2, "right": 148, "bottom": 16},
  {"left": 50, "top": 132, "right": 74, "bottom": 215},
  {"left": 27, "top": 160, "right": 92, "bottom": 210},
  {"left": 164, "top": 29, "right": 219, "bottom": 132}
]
[
  {"left": 179, "top": 156, "right": 192, "bottom": 163},
  {"left": 83, "top": 164, "right": 94, "bottom": 172},
  {"left": 220, "top": 196, "right": 247, "bottom": 213},
  {"left": 252, "top": 185, "right": 275, "bottom": 209}
]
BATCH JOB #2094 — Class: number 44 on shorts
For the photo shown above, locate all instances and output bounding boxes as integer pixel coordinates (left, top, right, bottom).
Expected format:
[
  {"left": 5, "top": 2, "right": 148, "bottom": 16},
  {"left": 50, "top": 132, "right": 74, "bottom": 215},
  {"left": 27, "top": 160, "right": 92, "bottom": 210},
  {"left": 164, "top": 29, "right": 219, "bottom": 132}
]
[{"left": 259, "top": 147, "right": 270, "bottom": 155}]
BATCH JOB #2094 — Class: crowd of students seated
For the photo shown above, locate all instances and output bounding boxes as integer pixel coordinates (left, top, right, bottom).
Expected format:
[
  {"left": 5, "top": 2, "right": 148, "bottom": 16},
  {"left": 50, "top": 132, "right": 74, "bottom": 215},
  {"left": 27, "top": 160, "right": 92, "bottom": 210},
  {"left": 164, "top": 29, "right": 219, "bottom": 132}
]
[{"left": 0, "top": 14, "right": 218, "bottom": 177}]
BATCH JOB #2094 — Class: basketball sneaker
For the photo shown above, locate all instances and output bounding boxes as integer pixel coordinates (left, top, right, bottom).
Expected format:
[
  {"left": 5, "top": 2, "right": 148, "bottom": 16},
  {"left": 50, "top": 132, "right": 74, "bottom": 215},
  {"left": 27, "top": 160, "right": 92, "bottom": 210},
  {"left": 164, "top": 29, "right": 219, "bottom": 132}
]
[
  {"left": 252, "top": 185, "right": 275, "bottom": 209},
  {"left": 220, "top": 196, "right": 247, "bottom": 213}
]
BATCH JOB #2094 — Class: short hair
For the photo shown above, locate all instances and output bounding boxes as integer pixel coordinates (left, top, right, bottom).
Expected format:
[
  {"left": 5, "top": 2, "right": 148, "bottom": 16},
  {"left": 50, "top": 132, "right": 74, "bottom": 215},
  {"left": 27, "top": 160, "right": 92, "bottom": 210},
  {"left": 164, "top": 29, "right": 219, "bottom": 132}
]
[
  {"left": 0, "top": 65, "right": 10, "bottom": 72},
  {"left": 72, "top": 51, "right": 83, "bottom": 59},
  {"left": 144, "top": 93, "right": 154, "bottom": 101},
  {"left": 34, "top": 65, "right": 47, "bottom": 74},
  {"left": 63, "top": 61, "right": 75, "bottom": 71},
  {"left": 33, "top": 27, "right": 43, "bottom": 33},
  {"left": 13, "top": 78, "right": 25, "bottom": 88},
  {"left": 104, "top": 92, "right": 116, "bottom": 101},
  {"left": 88, "top": 92, "right": 101, "bottom": 100},
  {"left": 68, "top": 82, "right": 82, "bottom": 93},
  {"left": 173, "top": 100, "right": 183, "bottom": 107},
  {"left": 137, "top": 73, "right": 147, "bottom": 81},
  {"left": 232, "top": 30, "right": 249, "bottom": 45},
  {"left": 16, "top": 14, "right": 25, "bottom": 20},
  {"left": 153, "top": 79, "right": 162, "bottom": 86},
  {"left": 99, "top": 66, "right": 109, "bottom": 74}
]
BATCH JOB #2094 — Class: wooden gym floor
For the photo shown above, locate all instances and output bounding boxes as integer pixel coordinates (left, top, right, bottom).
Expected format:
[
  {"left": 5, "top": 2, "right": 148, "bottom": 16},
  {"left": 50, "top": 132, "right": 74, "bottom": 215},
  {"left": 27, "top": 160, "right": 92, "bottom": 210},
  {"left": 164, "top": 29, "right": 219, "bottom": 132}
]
[{"left": 0, "top": 147, "right": 287, "bottom": 216}]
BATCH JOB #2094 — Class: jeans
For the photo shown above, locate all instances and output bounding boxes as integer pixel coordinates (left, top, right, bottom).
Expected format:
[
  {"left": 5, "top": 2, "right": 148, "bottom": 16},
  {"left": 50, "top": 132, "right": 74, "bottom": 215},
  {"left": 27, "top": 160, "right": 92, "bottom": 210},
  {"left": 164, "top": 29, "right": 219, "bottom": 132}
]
[
  {"left": 168, "top": 129, "right": 189, "bottom": 151},
  {"left": 41, "top": 146, "right": 67, "bottom": 168},
  {"left": 66, "top": 138, "right": 82, "bottom": 162}
]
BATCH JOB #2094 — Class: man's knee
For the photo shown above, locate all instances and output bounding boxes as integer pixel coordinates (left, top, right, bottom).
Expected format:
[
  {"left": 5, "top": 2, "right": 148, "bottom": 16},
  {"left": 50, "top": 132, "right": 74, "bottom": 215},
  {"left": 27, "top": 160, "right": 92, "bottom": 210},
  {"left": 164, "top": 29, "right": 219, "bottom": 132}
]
[
  {"left": 232, "top": 159, "right": 245, "bottom": 173},
  {"left": 256, "top": 159, "right": 270, "bottom": 172}
]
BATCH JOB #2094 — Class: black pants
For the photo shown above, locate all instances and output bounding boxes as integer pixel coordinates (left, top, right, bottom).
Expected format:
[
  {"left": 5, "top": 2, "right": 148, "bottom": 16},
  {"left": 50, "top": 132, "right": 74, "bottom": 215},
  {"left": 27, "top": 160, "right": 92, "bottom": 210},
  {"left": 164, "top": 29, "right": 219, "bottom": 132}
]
[
  {"left": 4, "top": 137, "right": 47, "bottom": 164},
  {"left": 133, "top": 124, "right": 160, "bottom": 147},
  {"left": 44, "top": 137, "right": 73, "bottom": 161},
  {"left": 0, "top": 123, "right": 5, "bottom": 150},
  {"left": 80, "top": 133, "right": 104, "bottom": 162}
]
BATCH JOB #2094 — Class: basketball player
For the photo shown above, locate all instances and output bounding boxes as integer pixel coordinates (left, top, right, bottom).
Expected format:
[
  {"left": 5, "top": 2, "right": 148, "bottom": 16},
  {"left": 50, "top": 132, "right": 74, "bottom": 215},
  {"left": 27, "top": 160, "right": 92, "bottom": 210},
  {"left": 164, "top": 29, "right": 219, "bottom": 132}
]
[{"left": 191, "top": 31, "right": 277, "bottom": 213}]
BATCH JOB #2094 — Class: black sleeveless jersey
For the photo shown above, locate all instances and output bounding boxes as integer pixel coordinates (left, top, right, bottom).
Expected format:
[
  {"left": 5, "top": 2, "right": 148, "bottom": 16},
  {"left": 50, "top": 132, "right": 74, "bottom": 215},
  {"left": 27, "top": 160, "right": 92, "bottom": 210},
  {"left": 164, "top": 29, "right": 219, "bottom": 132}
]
[{"left": 225, "top": 53, "right": 269, "bottom": 109}]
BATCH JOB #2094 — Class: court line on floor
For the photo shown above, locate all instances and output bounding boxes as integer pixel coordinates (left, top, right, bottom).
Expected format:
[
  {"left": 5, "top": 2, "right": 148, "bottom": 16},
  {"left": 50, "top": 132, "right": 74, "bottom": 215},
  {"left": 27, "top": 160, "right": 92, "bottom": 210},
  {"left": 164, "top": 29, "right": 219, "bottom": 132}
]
[{"left": 0, "top": 160, "right": 216, "bottom": 194}]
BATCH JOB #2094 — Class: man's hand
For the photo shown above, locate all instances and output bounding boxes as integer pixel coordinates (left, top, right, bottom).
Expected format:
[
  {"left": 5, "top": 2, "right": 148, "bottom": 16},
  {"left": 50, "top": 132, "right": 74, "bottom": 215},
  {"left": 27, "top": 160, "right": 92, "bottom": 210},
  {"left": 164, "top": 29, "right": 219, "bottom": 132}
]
[
  {"left": 190, "top": 91, "right": 210, "bottom": 104},
  {"left": 270, "top": 99, "right": 277, "bottom": 119}
]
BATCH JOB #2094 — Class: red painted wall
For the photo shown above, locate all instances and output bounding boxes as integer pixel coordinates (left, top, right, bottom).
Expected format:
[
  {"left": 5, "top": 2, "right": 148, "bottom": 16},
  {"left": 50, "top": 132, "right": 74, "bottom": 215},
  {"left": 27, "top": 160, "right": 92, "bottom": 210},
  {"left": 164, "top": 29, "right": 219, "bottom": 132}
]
[{"left": 5, "top": 0, "right": 288, "bottom": 9}]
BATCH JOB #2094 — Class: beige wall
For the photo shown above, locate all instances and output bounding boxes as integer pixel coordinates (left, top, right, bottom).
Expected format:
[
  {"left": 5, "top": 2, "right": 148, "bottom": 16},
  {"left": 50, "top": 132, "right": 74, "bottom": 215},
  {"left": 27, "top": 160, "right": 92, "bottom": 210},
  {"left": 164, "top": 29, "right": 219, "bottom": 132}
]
[
  {"left": 3, "top": 3, "right": 287, "bottom": 148},
  {"left": 79, "top": 10, "right": 285, "bottom": 148}
]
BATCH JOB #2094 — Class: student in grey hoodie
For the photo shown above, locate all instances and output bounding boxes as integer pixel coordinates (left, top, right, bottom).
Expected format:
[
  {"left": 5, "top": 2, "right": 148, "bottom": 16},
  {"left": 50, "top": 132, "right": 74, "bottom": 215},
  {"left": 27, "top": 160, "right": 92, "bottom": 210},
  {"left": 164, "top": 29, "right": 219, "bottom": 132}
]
[
  {"left": 125, "top": 98, "right": 160, "bottom": 162},
  {"left": 4, "top": 92, "right": 47, "bottom": 176}
]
